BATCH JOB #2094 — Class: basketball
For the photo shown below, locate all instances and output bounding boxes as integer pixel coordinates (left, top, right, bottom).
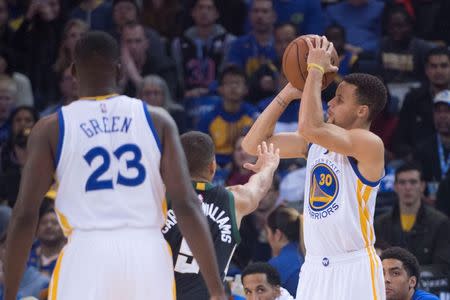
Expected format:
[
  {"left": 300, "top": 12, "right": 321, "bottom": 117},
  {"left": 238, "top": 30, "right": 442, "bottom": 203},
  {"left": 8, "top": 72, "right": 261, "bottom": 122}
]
[{"left": 282, "top": 35, "right": 339, "bottom": 91}]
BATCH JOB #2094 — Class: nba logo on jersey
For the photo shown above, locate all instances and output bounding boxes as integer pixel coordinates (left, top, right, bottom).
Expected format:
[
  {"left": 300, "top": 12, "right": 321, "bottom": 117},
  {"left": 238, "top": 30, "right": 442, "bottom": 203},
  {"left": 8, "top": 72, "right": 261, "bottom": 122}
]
[
  {"left": 308, "top": 160, "right": 340, "bottom": 219},
  {"left": 100, "top": 103, "right": 107, "bottom": 113}
]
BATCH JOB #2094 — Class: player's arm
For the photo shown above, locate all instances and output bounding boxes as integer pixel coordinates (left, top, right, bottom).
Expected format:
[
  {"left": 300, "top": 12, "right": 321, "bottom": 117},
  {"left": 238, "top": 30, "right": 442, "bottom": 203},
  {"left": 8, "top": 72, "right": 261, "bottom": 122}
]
[
  {"left": 4, "top": 116, "right": 57, "bottom": 300},
  {"left": 298, "top": 36, "right": 384, "bottom": 181},
  {"left": 242, "top": 84, "right": 308, "bottom": 159},
  {"left": 150, "top": 107, "right": 226, "bottom": 299},
  {"left": 227, "top": 142, "right": 280, "bottom": 226}
]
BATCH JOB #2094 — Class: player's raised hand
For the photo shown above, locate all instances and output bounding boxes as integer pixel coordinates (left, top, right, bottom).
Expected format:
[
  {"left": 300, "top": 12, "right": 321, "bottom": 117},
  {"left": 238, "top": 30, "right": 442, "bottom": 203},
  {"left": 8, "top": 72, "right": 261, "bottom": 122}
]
[
  {"left": 279, "top": 82, "right": 303, "bottom": 102},
  {"left": 243, "top": 142, "right": 280, "bottom": 173},
  {"left": 305, "top": 35, "right": 339, "bottom": 74}
]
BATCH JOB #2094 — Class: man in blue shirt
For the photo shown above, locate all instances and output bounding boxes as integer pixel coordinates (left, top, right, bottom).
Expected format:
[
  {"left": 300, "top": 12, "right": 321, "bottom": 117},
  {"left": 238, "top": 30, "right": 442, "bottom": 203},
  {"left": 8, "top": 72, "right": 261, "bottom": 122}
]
[{"left": 381, "top": 247, "right": 440, "bottom": 300}]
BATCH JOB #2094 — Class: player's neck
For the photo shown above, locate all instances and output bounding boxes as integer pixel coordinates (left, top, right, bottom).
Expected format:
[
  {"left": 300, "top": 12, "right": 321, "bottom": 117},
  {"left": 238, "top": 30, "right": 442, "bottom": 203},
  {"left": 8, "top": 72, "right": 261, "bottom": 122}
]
[
  {"left": 191, "top": 175, "right": 212, "bottom": 183},
  {"left": 78, "top": 85, "right": 117, "bottom": 98},
  {"left": 399, "top": 199, "right": 421, "bottom": 215}
]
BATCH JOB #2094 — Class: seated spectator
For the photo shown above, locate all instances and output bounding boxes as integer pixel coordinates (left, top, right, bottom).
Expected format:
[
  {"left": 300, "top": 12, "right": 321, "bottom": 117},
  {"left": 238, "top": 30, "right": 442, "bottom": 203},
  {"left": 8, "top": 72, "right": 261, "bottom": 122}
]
[
  {"left": 379, "top": 7, "right": 435, "bottom": 84},
  {"left": 226, "top": 135, "right": 255, "bottom": 186},
  {"left": 171, "top": 0, "right": 235, "bottom": 99},
  {"left": 392, "top": 47, "right": 450, "bottom": 159},
  {"left": 138, "top": 75, "right": 186, "bottom": 133},
  {"left": 0, "top": 47, "right": 33, "bottom": 107},
  {"left": 0, "top": 76, "right": 17, "bottom": 145},
  {"left": 0, "top": 233, "right": 50, "bottom": 299},
  {"left": 41, "top": 65, "right": 78, "bottom": 117},
  {"left": 226, "top": 0, "right": 277, "bottom": 78},
  {"left": 324, "top": 0, "right": 384, "bottom": 55},
  {"left": 53, "top": 19, "right": 89, "bottom": 74},
  {"left": 414, "top": 90, "right": 450, "bottom": 187},
  {"left": 272, "top": 0, "right": 324, "bottom": 35},
  {"left": 70, "top": 0, "right": 112, "bottom": 31},
  {"left": 241, "top": 262, "right": 294, "bottom": 299},
  {"left": 375, "top": 163, "right": 450, "bottom": 274},
  {"left": 28, "top": 207, "right": 66, "bottom": 277},
  {"left": 119, "top": 21, "right": 178, "bottom": 98},
  {"left": 197, "top": 65, "right": 258, "bottom": 167},
  {"left": 109, "top": 0, "right": 166, "bottom": 59},
  {"left": 273, "top": 22, "right": 297, "bottom": 69},
  {"left": 381, "top": 247, "right": 440, "bottom": 300},
  {"left": 266, "top": 206, "right": 304, "bottom": 296}
]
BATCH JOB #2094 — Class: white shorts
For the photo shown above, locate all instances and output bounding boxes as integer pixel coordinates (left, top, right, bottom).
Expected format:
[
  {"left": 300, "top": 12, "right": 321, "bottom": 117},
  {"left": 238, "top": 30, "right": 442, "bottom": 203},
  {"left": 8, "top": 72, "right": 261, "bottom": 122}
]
[
  {"left": 48, "top": 227, "right": 175, "bottom": 300},
  {"left": 296, "top": 247, "right": 385, "bottom": 300}
]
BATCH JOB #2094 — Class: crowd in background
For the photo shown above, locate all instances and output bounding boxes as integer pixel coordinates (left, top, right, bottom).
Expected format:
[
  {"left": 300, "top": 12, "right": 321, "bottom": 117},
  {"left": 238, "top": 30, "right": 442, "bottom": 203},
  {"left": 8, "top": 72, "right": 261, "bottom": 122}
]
[{"left": 0, "top": 0, "right": 449, "bottom": 299}]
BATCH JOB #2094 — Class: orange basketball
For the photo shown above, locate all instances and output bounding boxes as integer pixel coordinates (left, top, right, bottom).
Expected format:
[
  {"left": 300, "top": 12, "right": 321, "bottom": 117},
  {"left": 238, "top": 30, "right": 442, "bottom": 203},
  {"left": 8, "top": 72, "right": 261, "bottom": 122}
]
[{"left": 282, "top": 35, "right": 339, "bottom": 91}]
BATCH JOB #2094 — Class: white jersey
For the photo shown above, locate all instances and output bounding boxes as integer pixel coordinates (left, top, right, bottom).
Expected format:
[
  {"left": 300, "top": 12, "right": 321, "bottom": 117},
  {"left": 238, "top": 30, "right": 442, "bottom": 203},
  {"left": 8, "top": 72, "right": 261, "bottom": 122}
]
[
  {"left": 54, "top": 95, "right": 165, "bottom": 235},
  {"left": 303, "top": 144, "right": 381, "bottom": 256}
]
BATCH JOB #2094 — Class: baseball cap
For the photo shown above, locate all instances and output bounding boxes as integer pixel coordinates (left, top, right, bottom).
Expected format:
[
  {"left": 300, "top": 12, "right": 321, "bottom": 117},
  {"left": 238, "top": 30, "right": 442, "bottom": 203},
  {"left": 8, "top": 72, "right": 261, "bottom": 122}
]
[{"left": 433, "top": 90, "right": 450, "bottom": 106}]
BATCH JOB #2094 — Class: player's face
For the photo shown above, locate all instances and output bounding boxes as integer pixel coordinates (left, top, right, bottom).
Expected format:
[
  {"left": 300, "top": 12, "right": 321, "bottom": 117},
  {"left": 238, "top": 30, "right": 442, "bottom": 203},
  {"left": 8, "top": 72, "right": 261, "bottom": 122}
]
[
  {"left": 191, "top": 0, "right": 218, "bottom": 27},
  {"left": 425, "top": 55, "right": 450, "bottom": 87},
  {"left": 141, "top": 82, "right": 164, "bottom": 107},
  {"left": 327, "top": 82, "right": 360, "bottom": 129},
  {"left": 383, "top": 259, "right": 416, "bottom": 300},
  {"left": 113, "top": 2, "right": 137, "bottom": 26},
  {"left": 433, "top": 103, "right": 450, "bottom": 135},
  {"left": 243, "top": 273, "right": 280, "bottom": 300},
  {"left": 274, "top": 25, "right": 297, "bottom": 59},
  {"left": 250, "top": 0, "right": 275, "bottom": 33},
  {"left": 12, "top": 109, "right": 35, "bottom": 137},
  {"left": 37, "top": 212, "right": 65, "bottom": 245},
  {"left": 394, "top": 170, "right": 425, "bottom": 206}
]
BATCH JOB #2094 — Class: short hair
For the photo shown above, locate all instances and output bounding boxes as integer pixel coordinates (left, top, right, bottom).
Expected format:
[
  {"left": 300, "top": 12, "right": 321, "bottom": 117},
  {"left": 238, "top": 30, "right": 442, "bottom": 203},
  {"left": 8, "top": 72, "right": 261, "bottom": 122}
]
[
  {"left": 0, "top": 75, "right": 18, "bottom": 97},
  {"left": 380, "top": 247, "right": 420, "bottom": 287},
  {"left": 112, "top": 0, "right": 138, "bottom": 10},
  {"left": 180, "top": 131, "right": 215, "bottom": 176},
  {"left": 188, "top": 0, "right": 219, "bottom": 11},
  {"left": 241, "top": 262, "right": 280, "bottom": 286},
  {"left": 325, "top": 23, "right": 346, "bottom": 41},
  {"left": 342, "top": 73, "right": 387, "bottom": 121},
  {"left": 218, "top": 65, "right": 247, "bottom": 85},
  {"left": 267, "top": 205, "right": 300, "bottom": 242},
  {"left": 394, "top": 162, "right": 424, "bottom": 182},
  {"left": 387, "top": 6, "right": 414, "bottom": 26},
  {"left": 425, "top": 47, "right": 450, "bottom": 65},
  {"left": 74, "top": 31, "right": 120, "bottom": 65}
]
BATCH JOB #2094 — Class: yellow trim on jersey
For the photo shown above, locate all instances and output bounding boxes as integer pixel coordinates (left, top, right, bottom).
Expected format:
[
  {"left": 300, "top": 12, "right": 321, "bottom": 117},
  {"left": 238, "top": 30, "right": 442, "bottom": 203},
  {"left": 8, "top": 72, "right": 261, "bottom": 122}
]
[
  {"left": 357, "top": 180, "right": 378, "bottom": 300},
  {"left": 55, "top": 209, "right": 73, "bottom": 237},
  {"left": 48, "top": 249, "right": 65, "bottom": 300},
  {"left": 162, "top": 197, "right": 168, "bottom": 220},
  {"left": 166, "top": 243, "right": 177, "bottom": 300},
  {"left": 79, "top": 93, "right": 119, "bottom": 101}
]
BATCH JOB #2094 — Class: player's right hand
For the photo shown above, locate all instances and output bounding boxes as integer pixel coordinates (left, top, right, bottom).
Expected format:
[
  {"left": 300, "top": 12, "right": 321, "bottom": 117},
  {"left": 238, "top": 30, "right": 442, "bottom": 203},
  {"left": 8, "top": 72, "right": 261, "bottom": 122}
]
[
  {"left": 305, "top": 35, "right": 339, "bottom": 74},
  {"left": 243, "top": 141, "right": 280, "bottom": 173}
]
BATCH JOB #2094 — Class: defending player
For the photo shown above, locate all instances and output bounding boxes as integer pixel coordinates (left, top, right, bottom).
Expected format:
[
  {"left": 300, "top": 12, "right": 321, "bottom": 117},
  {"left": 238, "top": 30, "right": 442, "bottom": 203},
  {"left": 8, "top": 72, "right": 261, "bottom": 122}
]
[
  {"left": 242, "top": 35, "right": 387, "bottom": 299},
  {"left": 3, "top": 32, "right": 226, "bottom": 300}
]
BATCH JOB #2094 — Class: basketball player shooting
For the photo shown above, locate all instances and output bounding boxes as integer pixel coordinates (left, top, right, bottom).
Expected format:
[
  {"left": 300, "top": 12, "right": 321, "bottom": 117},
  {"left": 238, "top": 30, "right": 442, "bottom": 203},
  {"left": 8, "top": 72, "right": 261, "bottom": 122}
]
[
  {"left": 242, "top": 35, "right": 387, "bottom": 299},
  {"left": 3, "top": 32, "right": 226, "bottom": 300}
]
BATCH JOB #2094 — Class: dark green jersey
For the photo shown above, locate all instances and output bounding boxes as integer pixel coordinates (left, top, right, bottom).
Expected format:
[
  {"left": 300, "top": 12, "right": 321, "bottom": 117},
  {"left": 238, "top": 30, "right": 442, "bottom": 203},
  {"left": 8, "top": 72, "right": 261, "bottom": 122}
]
[{"left": 162, "top": 181, "right": 241, "bottom": 300}]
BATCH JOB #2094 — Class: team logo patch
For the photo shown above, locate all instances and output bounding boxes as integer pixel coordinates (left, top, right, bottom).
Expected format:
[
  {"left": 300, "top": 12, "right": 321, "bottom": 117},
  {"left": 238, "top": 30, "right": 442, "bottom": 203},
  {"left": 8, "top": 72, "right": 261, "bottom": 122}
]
[{"left": 309, "top": 163, "right": 339, "bottom": 211}]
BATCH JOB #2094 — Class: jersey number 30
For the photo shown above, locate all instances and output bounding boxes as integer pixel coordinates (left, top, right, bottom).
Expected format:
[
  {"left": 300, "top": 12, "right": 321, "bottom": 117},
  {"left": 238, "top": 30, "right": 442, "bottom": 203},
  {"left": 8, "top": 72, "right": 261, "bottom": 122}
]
[{"left": 83, "top": 143, "right": 146, "bottom": 191}]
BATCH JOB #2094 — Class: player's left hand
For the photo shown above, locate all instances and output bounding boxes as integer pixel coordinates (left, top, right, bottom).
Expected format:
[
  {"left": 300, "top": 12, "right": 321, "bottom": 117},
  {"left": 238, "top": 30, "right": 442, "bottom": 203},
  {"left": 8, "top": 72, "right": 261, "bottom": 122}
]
[
  {"left": 243, "top": 141, "right": 280, "bottom": 173},
  {"left": 305, "top": 35, "right": 339, "bottom": 74}
]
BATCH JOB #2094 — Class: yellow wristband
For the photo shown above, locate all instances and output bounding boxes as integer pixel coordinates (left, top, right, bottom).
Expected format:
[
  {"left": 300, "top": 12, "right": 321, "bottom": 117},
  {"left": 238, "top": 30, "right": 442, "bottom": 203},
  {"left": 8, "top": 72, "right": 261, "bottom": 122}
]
[{"left": 307, "top": 63, "right": 325, "bottom": 75}]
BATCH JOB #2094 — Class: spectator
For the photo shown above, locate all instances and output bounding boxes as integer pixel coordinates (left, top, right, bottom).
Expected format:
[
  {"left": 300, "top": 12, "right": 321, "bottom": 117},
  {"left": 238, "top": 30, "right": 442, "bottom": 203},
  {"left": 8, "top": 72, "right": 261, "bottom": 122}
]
[
  {"left": 53, "top": 19, "right": 88, "bottom": 74},
  {"left": 381, "top": 247, "right": 440, "bottom": 300},
  {"left": 273, "top": 22, "right": 297, "bottom": 69},
  {"left": 119, "top": 21, "right": 178, "bottom": 98},
  {"left": 70, "top": 0, "right": 112, "bottom": 31},
  {"left": 0, "top": 232, "right": 49, "bottom": 299},
  {"left": 374, "top": 163, "right": 450, "bottom": 273},
  {"left": 0, "top": 47, "right": 33, "bottom": 107},
  {"left": 28, "top": 207, "right": 66, "bottom": 277},
  {"left": 379, "top": 7, "right": 434, "bottom": 84},
  {"left": 272, "top": 0, "right": 324, "bottom": 35},
  {"left": 226, "top": 0, "right": 277, "bottom": 78},
  {"left": 140, "top": 0, "right": 183, "bottom": 40},
  {"left": 436, "top": 175, "right": 450, "bottom": 217},
  {"left": 414, "top": 90, "right": 450, "bottom": 185},
  {"left": 226, "top": 135, "right": 256, "bottom": 186},
  {"left": 324, "top": 0, "right": 384, "bottom": 55},
  {"left": 197, "top": 65, "right": 258, "bottom": 167},
  {"left": 241, "top": 262, "right": 294, "bottom": 299},
  {"left": 109, "top": 0, "right": 166, "bottom": 59},
  {"left": 41, "top": 65, "right": 78, "bottom": 117},
  {"left": 171, "top": 0, "right": 235, "bottom": 99},
  {"left": 266, "top": 206, "right": 304, "bottom": 296},
  {"left": 392, "top": 47, "right": 450, "bottom": 158},
  {"left": 0, "top": 76, "right": 17, "bottom": 145},
  {"left": 138, "top": 75, "right": 187, "bottom": 133},
  {"left": 12, "top": 0, "right": 64, "bottom": 110}
]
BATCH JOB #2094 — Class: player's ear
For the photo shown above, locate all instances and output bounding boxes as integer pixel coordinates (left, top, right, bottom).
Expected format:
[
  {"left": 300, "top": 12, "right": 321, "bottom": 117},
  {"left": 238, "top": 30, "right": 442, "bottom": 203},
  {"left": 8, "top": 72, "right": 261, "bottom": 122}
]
[
  {"left": 209, "top": 159, "right": 217, "bottom": 180},
  {"left": 408, "top": 276, "right": 417, "bottom": 290},
  {"left": 274, "top": 285, "right": 281, "bottom": 297},
  {"left": 357, "top": 104, "right": 369, "bottom": 120}
]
